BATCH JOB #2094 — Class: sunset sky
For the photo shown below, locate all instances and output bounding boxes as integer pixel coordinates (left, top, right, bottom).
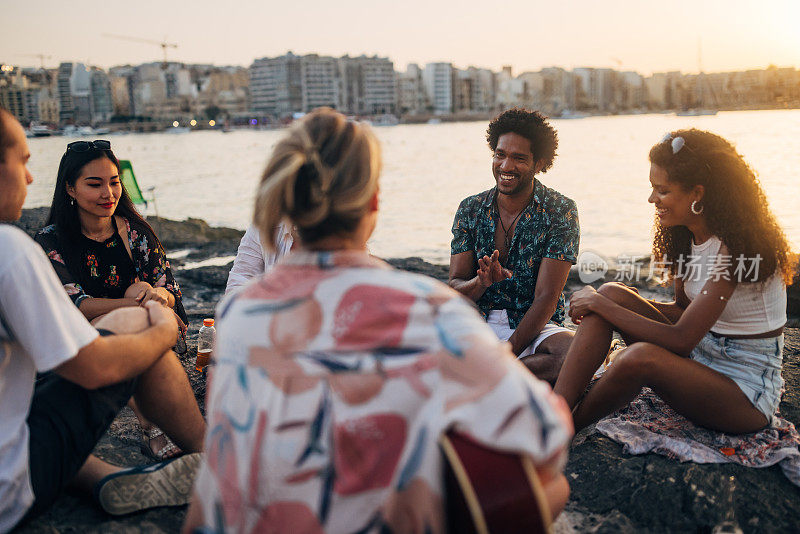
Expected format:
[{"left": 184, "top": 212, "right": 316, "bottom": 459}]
[{"left": 3, "top": 0, "right": 799, "bottom": 74}]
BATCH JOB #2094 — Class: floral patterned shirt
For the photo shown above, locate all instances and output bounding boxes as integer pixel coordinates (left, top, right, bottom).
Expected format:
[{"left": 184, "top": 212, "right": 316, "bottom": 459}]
[
  {"left": 34, "top": 217, "right": 187, "bottom": 325},
  {"left": 451, "top": 180, "right": 580, "bottom": 327},
  {"left": 192, "top": 250, "right": 572, "bottom": 533}
]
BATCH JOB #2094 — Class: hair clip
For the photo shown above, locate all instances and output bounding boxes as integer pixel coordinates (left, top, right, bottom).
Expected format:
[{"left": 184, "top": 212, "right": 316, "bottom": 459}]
[{"left": 660, "top": 133, "right": 685, "bottom": 154}]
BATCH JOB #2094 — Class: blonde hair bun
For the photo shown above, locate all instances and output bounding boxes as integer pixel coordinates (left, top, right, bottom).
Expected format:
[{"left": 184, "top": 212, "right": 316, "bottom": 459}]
[{"left": 254, "top": 108, "right": 381, "bottom": 249}]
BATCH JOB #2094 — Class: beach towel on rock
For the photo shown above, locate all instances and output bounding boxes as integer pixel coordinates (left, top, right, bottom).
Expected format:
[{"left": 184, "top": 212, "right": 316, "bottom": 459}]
[{"left": 595, "top": 388, "right": 800, "bottom": 487}]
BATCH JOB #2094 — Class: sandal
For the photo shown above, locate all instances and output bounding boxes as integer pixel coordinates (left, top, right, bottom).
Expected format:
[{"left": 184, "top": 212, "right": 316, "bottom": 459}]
[
  {"left": 593, "top": 339, "right": 626, "bottom": 379},
  {"left": 141, "top": 426, "right": 183, "bottom": 461}
]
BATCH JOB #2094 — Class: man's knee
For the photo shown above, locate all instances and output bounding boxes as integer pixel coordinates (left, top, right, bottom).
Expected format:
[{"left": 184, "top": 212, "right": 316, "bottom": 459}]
[
  {"left": 522, "top": 352, "right": 564, "bottom": 385},
  {"left": 537, "top": 331, "right": 574, "bottom": 356},
  {"left": 93, "top": 307, "right": 150, "bottom": 335}
]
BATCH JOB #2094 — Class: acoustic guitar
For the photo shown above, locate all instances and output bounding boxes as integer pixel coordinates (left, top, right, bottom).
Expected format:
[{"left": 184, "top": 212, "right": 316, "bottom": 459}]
[{"left": 440, "top": 431, "right": 551, "bottom": 534}]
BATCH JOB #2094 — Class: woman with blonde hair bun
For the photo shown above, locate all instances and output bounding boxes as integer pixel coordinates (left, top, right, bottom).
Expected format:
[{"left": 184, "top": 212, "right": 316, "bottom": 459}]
[
  {"left": 184, "top": 108, "right": 573, "bottom": 533},
  {"left": 254, "top": 107, "right": 382, "bottom": 249}
]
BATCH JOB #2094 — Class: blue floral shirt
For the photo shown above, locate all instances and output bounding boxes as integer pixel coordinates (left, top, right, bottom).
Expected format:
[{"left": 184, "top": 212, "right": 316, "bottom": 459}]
[{"left": 451, "top": 180, "right": 580, "bottom": 327}]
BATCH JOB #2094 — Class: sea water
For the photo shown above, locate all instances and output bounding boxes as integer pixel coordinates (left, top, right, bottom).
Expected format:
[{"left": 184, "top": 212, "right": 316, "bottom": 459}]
[{"left": 25, "top": 109, "right": 800, "bottom": 265}]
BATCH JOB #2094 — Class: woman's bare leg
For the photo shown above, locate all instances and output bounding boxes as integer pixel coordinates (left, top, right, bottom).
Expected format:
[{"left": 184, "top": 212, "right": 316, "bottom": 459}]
[
  {"left": 572, "top": 342, "right": 767, "bottom": 433},
  {"left": 127, "top": 398, "right": 150, "bottom": 430},
  {"left": 93, "top": 304, "right": 175, "bottom": 457},
  {"left": 96, "top": 282, "right": 180, "bottom": 457},
  {"left": 553, "top": 283, "right": 672, "bottom": 409},
  {"left": 94, "top": 309, "right": 203, "bottom": 454},
  {"left": 131, "top": 352, "right": 205, "bottom": 453},
  {"left": 71, "top": 455, "right": 122, "bottom": 492}
]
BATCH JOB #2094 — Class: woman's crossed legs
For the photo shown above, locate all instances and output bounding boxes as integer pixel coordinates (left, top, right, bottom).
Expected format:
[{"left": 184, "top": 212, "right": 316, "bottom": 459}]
[{"left": 554, "top": 283, "right": 767, "bottom": 433}]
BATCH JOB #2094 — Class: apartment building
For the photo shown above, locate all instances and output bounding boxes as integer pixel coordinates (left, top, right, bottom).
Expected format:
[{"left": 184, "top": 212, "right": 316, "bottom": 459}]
[
  {"left": 397, "top": 64, "right": 428, "bottom": 115},
  {"left": 90, "top": 68, "right": 113, "bottom": 123},
  {"left": 53, "top": 62, "right": 114, "bottom": 125},
  {"left": 301, "top": 54, "right": 341, "bottom": 112},
  {"left": 422, "top": 62, "right": 454, "bottom": 115},
  {"left": 251, "top": 52, "right": 396, "bottom": 118},
  {"left": 250, "top": 53, "right": 303, "bottom": 118},
  {"left": 340, "top": 55, "right": 396, "bottom": 115}
]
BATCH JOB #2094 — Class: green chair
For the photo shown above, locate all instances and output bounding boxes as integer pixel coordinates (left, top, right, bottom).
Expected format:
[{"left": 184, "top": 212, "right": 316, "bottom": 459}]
[{"left": 119, "top": 159, "right": 158, "bottom": 216}]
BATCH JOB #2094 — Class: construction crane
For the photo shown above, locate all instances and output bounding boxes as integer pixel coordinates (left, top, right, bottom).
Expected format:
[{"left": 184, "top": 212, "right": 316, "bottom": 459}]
[
  {"left": 103, "top": 34, "right": 178, "bottom": 69},
  {"left": 17, "top": 54, "right": 52, "bottom": 69}
]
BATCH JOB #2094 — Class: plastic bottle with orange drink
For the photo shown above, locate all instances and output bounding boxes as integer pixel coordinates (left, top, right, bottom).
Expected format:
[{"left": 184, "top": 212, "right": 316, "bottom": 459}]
[{"left": 195, "top": 318, "right": 215, "bottom": 372}]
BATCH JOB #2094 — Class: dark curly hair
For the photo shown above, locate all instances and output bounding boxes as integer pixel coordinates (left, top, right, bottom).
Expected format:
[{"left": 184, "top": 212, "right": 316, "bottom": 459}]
[
  {"left": 650, "top": 128, "right": 794, "bottom": 284},
  {"left": 486, "top": 108, "right": 558, "bottom": 173}
]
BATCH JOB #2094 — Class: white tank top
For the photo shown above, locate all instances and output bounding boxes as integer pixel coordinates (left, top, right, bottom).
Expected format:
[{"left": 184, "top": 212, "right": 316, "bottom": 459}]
[{"left": 681, "top": 236, "right": 786, "bottom": 335}]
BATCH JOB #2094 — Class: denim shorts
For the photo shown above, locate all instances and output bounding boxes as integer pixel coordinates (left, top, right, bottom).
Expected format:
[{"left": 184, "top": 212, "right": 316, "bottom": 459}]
[{"left": 690, "top": 332, "right": 784, "bottom": 422}]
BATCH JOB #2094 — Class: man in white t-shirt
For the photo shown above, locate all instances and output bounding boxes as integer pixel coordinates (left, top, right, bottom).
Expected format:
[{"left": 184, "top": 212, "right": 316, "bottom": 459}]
[{"left": 0, "top": 108, "right": 206, "bottom": 532}]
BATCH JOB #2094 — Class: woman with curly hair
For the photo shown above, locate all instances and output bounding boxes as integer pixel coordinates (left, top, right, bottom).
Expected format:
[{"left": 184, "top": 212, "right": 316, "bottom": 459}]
[{"left": 554, "top": 128, "right": 793, "bottom": 433}]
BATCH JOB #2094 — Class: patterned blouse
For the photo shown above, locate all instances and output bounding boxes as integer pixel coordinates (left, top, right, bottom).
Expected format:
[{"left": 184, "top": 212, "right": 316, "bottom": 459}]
[
  {"left": 34, "top": 217, "right": 187, "bottom": 325},
  {"left": 192, "top": 250, "right": 573, "bottom": 533},
  {"left": 451, "top": 180, "right": 580, "bottom": 327}
]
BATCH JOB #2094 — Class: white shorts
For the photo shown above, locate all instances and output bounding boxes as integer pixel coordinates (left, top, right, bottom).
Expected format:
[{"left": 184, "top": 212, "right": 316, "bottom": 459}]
[{"left": 487, "top": 310, "right": 572, "bottom": 359}]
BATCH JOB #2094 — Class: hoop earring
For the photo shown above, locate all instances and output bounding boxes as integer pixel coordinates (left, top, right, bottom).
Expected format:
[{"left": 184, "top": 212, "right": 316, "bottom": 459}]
[{"left": 691, "top": 200, "right": 703, "bottom": 215}]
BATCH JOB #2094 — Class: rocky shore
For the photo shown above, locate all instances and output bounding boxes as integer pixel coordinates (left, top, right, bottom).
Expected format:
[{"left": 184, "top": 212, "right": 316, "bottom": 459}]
[{"left": 11, "top": 210, "right": 800, "bottom": 533}]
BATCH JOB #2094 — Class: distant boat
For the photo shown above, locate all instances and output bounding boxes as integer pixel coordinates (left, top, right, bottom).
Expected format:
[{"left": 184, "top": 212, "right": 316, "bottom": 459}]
[
  {"left": 557, "top": 110, "right": 589, "bottom": 119},
  {"left": 675, "top": 109, "right": 718, "bottom": 116},
  {"left": 426, "top": 118, "right": 442, "bottom": 125},
  {"left": 368, "top": 114, "right": 399, "bottom": 127},
  {"left": 166, "top": 126, "right": 191, "bottom": 134},
  {"left": 27, "top": 124, "right": 55, "bottom": 137},
  {"left": 61, "top": 125, "right": 111, "bottom": 136}
]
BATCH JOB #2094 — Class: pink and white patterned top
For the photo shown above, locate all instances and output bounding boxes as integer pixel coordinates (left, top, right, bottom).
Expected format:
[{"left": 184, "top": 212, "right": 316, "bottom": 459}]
[{"left": 192, "top": 250, "right": 573, "bottom": 533}]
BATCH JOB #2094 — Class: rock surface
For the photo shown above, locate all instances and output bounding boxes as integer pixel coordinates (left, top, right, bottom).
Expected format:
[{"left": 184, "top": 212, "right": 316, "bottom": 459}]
[
  {"left": 561, "top": 337, "right": 800, "bottom": 532},
  {"left": 10, "top": 211, "right": 800, "bottom": 533}
]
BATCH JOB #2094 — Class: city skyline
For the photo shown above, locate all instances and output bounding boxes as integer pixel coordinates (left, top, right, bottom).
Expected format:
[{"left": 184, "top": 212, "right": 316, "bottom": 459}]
[{"left": 3, "top": 0, "right": 800, "bottom": 75}]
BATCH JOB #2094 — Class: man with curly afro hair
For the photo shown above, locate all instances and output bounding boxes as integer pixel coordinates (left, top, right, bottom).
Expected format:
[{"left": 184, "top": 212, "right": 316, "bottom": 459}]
[{"left": 449, "top": 108, "right": 580, "bottom": 384}]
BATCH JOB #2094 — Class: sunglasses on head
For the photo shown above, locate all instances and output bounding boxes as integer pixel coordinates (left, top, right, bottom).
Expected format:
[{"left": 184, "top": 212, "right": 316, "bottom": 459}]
[{"left": 66, "top": 140, "right": 112, "bottom": 153}]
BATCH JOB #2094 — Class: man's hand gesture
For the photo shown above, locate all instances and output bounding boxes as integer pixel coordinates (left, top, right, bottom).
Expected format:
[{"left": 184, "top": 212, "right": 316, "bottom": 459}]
[{"left": 477, "top": 249, "right": 512, "bottom": 289}]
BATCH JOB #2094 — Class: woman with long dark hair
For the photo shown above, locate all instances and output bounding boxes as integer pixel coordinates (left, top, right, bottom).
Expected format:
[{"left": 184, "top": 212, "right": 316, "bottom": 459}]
[
  {"left": 554, "top": 129, "right": 792, "bottom": 434},
  {"left": 35, "top": 139, "right": 188, "bottom": 459}
]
